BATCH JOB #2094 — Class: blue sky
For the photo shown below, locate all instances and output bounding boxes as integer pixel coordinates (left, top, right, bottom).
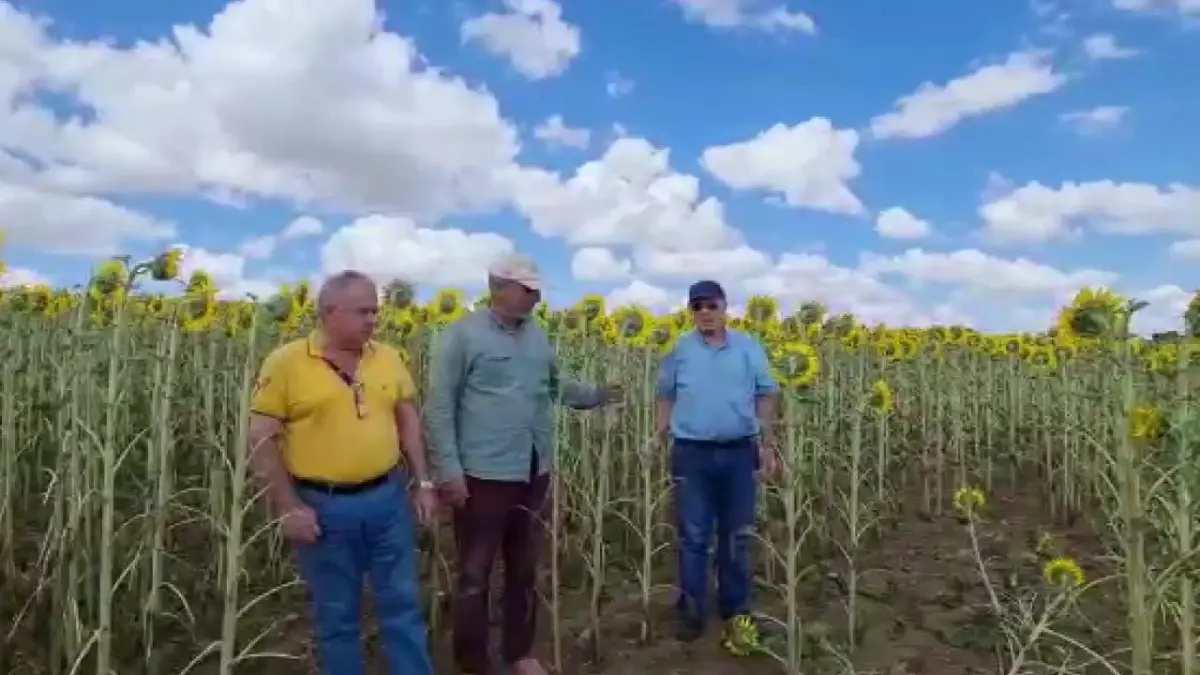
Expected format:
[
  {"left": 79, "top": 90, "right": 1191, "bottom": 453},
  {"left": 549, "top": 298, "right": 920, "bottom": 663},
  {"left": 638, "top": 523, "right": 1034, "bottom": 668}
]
[{"left": 1, "top": 0, "right": 1198, "bottom": 332}]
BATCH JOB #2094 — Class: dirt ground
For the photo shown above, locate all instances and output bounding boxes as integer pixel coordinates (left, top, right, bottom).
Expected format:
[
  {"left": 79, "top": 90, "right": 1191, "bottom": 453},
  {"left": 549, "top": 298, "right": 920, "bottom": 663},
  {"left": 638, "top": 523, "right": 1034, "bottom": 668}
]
[
  {"left": 307, "top": 483, "right": 1116, "bottom": 675},
  {"left": 3, "top": 481, "right": 1116, "bottom": 675}
]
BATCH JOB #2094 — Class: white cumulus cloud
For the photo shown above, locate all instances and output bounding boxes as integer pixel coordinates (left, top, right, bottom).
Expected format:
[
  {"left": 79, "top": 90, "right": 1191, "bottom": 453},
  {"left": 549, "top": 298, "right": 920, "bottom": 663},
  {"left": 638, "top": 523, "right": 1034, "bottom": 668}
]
[
  {"left": 870, "top": 50, "right": 1066, "bottom": 140},
  {"left": 700, "top": 118, "right": 864, "bottom": 215},
  {"left": 461, "top": 0, "right": 581, "bottom": 80}
]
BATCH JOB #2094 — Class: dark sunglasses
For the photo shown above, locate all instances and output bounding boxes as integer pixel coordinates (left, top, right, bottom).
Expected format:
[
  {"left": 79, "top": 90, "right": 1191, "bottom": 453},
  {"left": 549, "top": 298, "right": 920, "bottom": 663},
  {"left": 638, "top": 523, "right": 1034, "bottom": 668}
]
[{"left": 689, "top": 300, "right": 720, "bottom": 312}]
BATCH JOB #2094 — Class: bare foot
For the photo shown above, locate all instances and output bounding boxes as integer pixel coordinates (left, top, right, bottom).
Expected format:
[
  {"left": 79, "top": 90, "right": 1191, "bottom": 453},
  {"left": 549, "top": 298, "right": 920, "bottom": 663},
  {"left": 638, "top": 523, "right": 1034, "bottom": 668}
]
[{"left": 510, "top": 657, "right": 548, "bottom": 675}]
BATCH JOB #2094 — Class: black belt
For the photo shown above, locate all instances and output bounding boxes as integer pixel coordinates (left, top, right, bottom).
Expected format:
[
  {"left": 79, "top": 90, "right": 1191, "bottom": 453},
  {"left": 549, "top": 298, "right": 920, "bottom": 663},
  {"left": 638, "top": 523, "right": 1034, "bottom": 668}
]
[
  {"left": 293, "top": 469, "right": 393, "bottom": 495},
  {"left": 676, "top": 436, "right": 756, "bottom": 450}
]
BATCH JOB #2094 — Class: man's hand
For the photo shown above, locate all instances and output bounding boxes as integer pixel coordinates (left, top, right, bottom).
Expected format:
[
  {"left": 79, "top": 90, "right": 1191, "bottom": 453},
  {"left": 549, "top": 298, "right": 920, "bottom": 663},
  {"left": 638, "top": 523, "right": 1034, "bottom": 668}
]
[
  {"left": 279, "top": 503, "right": 321, "bottom": 545},
  {"left": 758, "top": 439, "right": 781, "bottom": 480},
  {"left": 413, "top": 485, "right": 438, "bottom": 527},
  {"left": 439, "top": 476, "right": 470, "bottom": 509}
]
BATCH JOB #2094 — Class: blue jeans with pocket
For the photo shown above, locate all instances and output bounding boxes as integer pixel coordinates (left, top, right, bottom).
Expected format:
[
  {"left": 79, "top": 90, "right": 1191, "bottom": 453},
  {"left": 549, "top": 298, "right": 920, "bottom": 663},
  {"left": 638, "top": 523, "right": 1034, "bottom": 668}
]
[
  {"left": 671, "top": 437, "right": 758, "bottom": 627},
  {"left": 294, "top": 473, "right": 433, "bottom": 675}
]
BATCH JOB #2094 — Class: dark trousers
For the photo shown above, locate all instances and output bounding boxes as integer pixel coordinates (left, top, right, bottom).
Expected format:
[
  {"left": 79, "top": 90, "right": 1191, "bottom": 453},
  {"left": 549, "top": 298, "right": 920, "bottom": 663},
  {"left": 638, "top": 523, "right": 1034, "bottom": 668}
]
[
  {"left": 671, "top": 437, "right": 758, "bottom": 627},
  {"left": 451, "top": 461, "right": 549, "bottom": 674}
]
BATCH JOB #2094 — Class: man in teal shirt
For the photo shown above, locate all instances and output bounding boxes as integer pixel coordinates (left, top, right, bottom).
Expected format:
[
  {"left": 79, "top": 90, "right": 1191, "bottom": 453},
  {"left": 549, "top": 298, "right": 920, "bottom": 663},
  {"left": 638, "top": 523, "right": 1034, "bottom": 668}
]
[
  {"left": 654, "top": 279, "right": 779, "bottom": 653},
  {"left": 427, "top": 252, "right": 620, "bottom": 675}
]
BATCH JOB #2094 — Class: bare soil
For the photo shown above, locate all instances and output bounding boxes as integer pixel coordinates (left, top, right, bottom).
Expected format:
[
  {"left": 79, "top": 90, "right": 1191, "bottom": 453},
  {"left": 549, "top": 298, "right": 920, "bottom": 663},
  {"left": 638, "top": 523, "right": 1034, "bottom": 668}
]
[{"left": 324, "top": 483, "right": 1115, "bottom": 675}]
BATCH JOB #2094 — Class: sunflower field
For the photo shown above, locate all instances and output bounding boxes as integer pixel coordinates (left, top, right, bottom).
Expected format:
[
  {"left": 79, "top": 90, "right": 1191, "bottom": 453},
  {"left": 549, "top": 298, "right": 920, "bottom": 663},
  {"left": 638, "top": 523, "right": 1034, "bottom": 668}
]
[{"left": 2, "top": 249, "right": 1200, "bottom": 675}]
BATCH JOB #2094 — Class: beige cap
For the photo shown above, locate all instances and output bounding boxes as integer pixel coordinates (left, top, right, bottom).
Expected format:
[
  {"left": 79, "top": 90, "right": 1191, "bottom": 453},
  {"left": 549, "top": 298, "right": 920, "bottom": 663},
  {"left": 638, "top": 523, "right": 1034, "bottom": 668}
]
[{"left": 487, "top": 252, "right": 541, "bottom": 291}]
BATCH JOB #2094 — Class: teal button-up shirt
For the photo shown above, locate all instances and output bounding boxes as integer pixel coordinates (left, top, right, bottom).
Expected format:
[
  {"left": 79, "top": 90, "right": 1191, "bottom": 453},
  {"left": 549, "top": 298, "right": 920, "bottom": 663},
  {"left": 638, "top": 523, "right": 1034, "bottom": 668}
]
[{"left": 427, "top": 309, "right": 602, "bottom": 482}]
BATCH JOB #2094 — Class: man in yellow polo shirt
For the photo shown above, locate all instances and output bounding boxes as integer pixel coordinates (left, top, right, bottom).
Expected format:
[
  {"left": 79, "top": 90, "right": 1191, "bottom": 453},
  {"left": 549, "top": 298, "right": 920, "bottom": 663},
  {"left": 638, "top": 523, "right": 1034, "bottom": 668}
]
[{"left": 246, "top": 270, "right": 437, "bottom": 675}]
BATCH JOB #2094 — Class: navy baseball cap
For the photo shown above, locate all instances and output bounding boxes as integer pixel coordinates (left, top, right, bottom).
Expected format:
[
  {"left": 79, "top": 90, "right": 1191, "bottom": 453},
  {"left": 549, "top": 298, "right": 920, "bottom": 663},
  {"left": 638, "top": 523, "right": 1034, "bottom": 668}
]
[{"left": 687, "top": 280, "right": 726, "bottom": 303}]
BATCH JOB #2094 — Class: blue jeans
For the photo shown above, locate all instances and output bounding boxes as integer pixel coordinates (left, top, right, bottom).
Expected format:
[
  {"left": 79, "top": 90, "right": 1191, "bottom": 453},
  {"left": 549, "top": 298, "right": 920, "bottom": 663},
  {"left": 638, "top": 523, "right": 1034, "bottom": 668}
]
[
  {"left": 671, "top": 437, "right": 758, "bottom": 627},
  {"left": 294, "top": 474, "right": 433, "bottom": 675}
]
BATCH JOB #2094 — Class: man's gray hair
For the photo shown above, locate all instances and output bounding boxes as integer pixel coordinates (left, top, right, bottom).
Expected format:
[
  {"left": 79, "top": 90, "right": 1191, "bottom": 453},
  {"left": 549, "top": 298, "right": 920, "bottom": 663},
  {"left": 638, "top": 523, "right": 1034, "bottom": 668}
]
[{"left": 317, "top": 270, "right": 376, "bottom": 314}]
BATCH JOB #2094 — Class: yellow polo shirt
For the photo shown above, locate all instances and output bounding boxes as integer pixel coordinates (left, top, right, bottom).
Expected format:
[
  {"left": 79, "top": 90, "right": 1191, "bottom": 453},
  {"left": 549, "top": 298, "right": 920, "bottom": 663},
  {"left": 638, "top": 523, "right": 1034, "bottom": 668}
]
[{"left": 250, "top": 332, "right": 416, "bottom": 483}]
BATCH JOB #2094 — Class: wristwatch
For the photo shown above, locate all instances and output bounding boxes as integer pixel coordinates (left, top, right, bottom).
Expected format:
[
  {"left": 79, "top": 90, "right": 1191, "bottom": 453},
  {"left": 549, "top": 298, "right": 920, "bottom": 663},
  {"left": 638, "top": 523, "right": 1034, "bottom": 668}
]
[{"left": 417, "top": 479, "right": 435, "bottom": 490}]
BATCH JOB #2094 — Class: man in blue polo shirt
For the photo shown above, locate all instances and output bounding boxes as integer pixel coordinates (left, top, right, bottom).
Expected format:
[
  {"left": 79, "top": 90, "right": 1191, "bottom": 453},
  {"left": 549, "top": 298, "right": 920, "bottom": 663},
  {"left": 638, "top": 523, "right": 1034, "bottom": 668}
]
[{"left": 654, "top": 279, "right": 779, "bottom": 653}]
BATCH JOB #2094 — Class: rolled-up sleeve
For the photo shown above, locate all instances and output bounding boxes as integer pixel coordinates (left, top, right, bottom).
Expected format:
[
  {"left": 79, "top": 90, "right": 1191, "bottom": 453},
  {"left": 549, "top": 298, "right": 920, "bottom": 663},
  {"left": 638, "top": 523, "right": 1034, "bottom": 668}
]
[
  {"left": 749, "top": 342, "right": 779, "bottom": 395},
  {"left": 427, "top": 323, "right": 467, "bottom": 480},
  {"left": 655, "top": 347, "right": 678, "bottom": 400},
  {"left": 550, "top": 359, "right": 602, "bottom": 410}
]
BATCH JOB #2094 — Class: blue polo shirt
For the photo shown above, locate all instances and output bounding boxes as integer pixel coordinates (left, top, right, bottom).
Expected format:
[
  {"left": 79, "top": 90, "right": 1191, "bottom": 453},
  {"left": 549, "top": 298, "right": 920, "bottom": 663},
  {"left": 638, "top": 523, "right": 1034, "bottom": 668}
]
[{"left": 655, "top": 329, "right": 778, "bottom": 442}]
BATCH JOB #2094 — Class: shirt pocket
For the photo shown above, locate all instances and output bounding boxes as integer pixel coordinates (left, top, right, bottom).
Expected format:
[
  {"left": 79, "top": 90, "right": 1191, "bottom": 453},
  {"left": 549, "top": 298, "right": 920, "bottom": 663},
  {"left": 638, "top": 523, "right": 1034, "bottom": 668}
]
[{"left": 473, "top": 353, "right": 515, "bottom": 389}]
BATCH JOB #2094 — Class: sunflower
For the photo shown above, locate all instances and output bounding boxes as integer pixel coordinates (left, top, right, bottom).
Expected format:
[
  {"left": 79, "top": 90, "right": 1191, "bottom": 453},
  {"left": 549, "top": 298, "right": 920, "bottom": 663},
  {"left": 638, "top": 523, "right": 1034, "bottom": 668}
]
[
  {"left": 150, "top": 248, "right": 183, "bottom": 282},
  {"left": 575, "top": 294, "right": 606, "bottom": 323},
  {"left": 874, "top": 337, "right": 903, "bottom": 363},
  {"left": 952, "top": 486, "right": 986, "bottom": 517},
  {"left": 1042, "top": 557, "right": 1084, "bottom": 588},
  {"left": 560, "top": 308, "right": 588, "bottom": 337},
  {"left": 646, "top": 316, "right": 678, "bottom": 355},
  {"left": 1054, "top": 287, "right": 1129, "bottom": 339},
  {"left": 221, "top": 302, "right": 256, "bottom": 338},
  {"left": 390, "top": 308, "right": 419, "bottom": 341},
  {"left": 769, "top": 341, "right": 819, "bottom": 388},
  {"left": 796, "top": 301, "right": 826, "bottom": 327},
  {"left": 180, "top": 271, "right": 219, "bottom": 333},
  {"left": 1128, "top": 404, "right": 1163, "bottom": 440},
  {"left": 868, "top": 379, "right": 894, "bottom": 414},
  {"left": 383, "top": 280, "right": 415, "bottom": 310},
  {"left": 27, "top": 285, "right": 54, "bottom": 317},
  {"left": 744, "top": 294, "right": 778, "bottom": 325},
  {"left": 90, "top": 259, "right": 128, "bottom": 299},
  {"left": 610, "top": 305, "right": 653, "bottom": 346},
  {"left": 428, "top": 288, "right": 466, "bottom": 325},
  {"left": 1025, "top": 345, "right": 1058, "bottom": 373},
  {"left": 840, "top": 327, "right": 866, "bottom": 351}
]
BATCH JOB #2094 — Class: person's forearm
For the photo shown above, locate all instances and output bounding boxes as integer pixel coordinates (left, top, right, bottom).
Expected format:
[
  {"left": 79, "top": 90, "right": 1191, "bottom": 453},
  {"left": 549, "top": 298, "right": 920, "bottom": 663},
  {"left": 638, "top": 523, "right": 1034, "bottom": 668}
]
[
  {"left": 399, "top": 417, "right": 430, "bottom": 483},
  {"left": 248, "top": 435, "right": 298, "bottom": 514},
  {"left": 654, "top": 398, "right": 673, "bottom": 434},
  {"left": 755, "top": 395, "right": 776, "bottom": 440}
]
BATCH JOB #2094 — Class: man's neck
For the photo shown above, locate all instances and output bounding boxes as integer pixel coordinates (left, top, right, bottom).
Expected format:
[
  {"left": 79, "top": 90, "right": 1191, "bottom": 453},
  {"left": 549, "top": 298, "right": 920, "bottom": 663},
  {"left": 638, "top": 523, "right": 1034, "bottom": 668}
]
[
  {"left": 698, "top": 327, "right": 726, "bottom": 345},
  {"left": 489, "top": 307, "right": 523, "bottom": 329}
]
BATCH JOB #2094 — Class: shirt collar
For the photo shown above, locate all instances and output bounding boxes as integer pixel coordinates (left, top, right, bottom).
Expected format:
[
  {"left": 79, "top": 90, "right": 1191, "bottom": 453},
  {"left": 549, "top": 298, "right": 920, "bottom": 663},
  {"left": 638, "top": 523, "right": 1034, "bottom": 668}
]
[{"left": 306, "top": 329, "right": 375, "bottom": 357}]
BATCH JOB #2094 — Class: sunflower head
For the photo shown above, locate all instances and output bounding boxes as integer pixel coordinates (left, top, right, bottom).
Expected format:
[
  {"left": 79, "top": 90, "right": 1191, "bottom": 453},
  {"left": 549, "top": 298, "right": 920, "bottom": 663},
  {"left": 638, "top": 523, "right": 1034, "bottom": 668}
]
[
  {"left": 1042, "top": 557, "right": 1085, "bottom": 588},
  {"left": 1129, "top": 403, "right": 1164, "bottom": 441},
  {"left": 428, "top": 288, "right": 466, "bottom": 324},
  {"left": 150, "top": 248, "right": 183, "bottom": 282},
  {"left": 576, "top": 294, "right": 606, "bottom": 322},
  {"left": 90, "top": 259, "right": 128, "bottom": 298},
  {"left": 952, "top": 486, "right": 986, "bottom": 518},
  {"left": 610, "top": 305, "right": 653, "bottom": 346},
  {"left": 647, "top": 316, "right": 678, "bottom": 355},
  {"left": 744, "top": 295, "right": 778, "bottom": 324},
  {"left": 383, "top": 280, "right": 415, "bottom": 310},
  {"left": 769, "top": 341, "right": 819, "bottom": 389},
  {"left": 868, "top": 379, "right": 894, "bottom": 414}
]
